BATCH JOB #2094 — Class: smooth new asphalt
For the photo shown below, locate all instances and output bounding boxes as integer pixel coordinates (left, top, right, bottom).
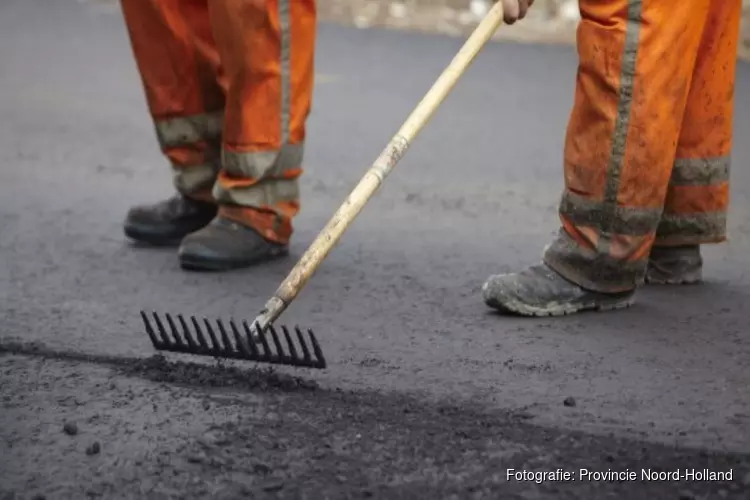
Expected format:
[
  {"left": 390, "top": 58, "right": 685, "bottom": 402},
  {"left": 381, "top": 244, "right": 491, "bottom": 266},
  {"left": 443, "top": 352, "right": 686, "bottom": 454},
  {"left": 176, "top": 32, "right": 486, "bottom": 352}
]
[{"left": 1, "top": 0, "right": 749, "bottom": 498}]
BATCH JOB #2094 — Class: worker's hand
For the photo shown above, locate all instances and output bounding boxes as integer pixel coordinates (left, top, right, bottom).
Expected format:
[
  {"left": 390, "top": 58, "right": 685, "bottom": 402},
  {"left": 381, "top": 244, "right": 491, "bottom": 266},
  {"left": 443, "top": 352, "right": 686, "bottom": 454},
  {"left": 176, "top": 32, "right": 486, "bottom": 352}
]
[{"left": 496, "top": 0, "right": 534, "bottom": 24}]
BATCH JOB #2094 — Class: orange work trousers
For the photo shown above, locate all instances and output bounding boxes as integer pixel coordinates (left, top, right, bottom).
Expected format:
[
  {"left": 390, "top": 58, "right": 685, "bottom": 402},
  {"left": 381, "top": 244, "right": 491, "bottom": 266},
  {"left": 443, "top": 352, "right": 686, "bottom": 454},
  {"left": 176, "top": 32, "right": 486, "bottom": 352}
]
[
  {"left": 543, "top": 0, "right": 741, "bottom": 293},
  {"left": 120, "top": 0, "right": 317, "bottom": 245}
]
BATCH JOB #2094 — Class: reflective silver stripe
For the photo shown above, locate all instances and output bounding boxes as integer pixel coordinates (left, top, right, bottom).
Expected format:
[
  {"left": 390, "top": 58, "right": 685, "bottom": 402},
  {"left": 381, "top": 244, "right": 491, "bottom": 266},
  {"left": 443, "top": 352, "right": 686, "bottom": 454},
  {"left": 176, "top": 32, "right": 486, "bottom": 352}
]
[
  {"left": 154, "top": 112, "right": 223, "bottom": 149},
  {"left": 222, "top": 143, "right": 304, "bottom": 179},
  {"left": 598, "top": 0, "right": 643, "bottom": 255},
  {"left": 560, "top": 190, "right": 661, "bottom": 236},
  {"left": 212, "top": 177, "right": 300, "bottom": 207},
  {"left": 279, "top": 0, "right": 291, "bottom": 145},
  {"left": 171, "top": 162, "right": 219, "bottom": 195},
  {"left": 670, "top": 157, "right": 730, "bottom": 186},
  {"left": 545, "top": 2, "right": 645, "bottom": 291},
  {"left": 218, "top": 1, "right": 295, "bottom": 185},
  {"left": 656, "top": 212, "right": 727, "bottom": 241},
  {"left": 211, "top": 1, "right": 298, "bottom": 210},
  {"left": 543, "top": 229, "right": 646, "bottom": 293}
]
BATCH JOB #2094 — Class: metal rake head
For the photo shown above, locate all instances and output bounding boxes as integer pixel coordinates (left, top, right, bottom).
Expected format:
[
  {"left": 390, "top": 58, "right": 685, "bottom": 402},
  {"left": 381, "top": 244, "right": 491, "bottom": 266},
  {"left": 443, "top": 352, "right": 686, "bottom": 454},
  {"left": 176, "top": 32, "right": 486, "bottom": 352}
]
[{"left": 140, "top": 311, "right": 326, "bottom": 369}]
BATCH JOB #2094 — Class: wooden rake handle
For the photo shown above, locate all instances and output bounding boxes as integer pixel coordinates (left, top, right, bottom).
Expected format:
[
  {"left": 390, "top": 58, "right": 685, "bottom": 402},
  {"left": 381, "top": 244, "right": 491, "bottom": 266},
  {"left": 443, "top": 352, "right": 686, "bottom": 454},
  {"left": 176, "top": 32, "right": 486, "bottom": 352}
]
[{"left": 251, "top": 2, "right": 506, "bottom": 331}]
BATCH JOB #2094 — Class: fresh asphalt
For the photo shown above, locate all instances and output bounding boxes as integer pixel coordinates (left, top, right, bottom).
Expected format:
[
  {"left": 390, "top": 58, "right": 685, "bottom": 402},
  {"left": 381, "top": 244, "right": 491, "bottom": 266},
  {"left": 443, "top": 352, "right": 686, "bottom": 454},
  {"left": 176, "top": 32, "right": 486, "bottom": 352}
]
[{"left": 1, "top": 0, "right": 749, "bottom": 498}]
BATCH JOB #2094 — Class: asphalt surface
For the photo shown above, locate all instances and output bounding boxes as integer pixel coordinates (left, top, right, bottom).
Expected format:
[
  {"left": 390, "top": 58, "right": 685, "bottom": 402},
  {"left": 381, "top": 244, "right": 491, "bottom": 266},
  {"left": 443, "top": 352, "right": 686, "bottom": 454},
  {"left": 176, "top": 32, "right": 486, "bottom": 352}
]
[{"left": 1, "top": 0, "right": 749, "bottom": 498}]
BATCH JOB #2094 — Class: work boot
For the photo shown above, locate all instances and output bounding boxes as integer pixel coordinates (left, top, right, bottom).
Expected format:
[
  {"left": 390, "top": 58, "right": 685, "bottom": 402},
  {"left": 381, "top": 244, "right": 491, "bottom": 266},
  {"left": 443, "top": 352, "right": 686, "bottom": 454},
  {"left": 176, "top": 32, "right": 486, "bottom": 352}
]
[
  {"left": 124, "top": 194, "right": 217, "bottom": 246},
  {"left": 482, "top": 263, "right": 636, "bottom": 317},
  {"left": 645, "top": 245, "right": 702, "bottom": 284},
  {"left": 178, "top": 216, "right": 289, "bottom": 271}
]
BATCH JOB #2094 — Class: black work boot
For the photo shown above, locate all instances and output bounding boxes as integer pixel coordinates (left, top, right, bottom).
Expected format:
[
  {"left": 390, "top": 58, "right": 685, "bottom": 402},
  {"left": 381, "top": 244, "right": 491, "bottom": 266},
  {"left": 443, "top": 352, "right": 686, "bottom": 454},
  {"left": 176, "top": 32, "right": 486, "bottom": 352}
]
[
  {"left": 482, "top": 263, "right": 636, "bottom": 317},
  {"left": 178, "top": 216, "right": 289, "bottom": 271},
  {"left": 645, "top": 245, "right": 702, "bottom": 284},
  {"left": 124, "top": 194, "right": 217, "bottom": 246}
]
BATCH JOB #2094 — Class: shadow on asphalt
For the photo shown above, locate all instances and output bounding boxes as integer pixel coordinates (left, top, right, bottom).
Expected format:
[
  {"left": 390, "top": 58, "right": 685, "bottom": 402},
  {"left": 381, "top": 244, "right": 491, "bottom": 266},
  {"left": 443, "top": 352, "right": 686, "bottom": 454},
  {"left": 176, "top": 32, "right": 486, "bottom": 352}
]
[{"left": 2, "top": 340, "right": 749, "bottom": 499}]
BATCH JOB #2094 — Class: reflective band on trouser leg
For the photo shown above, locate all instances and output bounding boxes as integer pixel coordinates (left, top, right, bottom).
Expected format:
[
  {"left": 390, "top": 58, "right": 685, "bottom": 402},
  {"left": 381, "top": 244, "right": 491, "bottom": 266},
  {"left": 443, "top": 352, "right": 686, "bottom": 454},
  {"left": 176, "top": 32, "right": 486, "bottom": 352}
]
[
  {"left": 170, "top": 159, "right": 220, "bottom": 202},
  {"left": 119, "top": 0, "right": 226, "bottom": 202},
  {"left": 655, "top": 0, "right": 741, "bottom": 247},
  {"left": 154, "top": 112, "right": 223, "bottom": 151},
  {"left": 215, "top": 147, "right": 304, "bottom": 242},
  {"left": 207, "top": 0, "right": 316, "bottom": 244},
  {"left": 155, "top": 113, "right": 223, "bottom": 202},
  {"left": 543, "top": 0, "right": 712, "bottom": 293}
]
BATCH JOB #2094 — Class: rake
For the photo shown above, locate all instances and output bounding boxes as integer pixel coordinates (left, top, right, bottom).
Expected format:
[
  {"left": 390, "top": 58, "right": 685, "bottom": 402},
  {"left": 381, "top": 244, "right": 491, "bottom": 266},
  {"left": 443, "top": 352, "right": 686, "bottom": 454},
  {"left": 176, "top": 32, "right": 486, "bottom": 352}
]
[{"left": 140, "top": 2, "right": 508, "bottom": 369}]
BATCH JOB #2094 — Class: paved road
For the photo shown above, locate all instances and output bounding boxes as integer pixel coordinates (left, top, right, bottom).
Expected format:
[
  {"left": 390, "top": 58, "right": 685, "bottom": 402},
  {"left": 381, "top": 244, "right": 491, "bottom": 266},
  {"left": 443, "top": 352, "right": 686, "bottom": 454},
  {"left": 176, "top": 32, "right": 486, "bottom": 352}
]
[{"left": 2, "top": 0, "right": 749, "bottom": 498}]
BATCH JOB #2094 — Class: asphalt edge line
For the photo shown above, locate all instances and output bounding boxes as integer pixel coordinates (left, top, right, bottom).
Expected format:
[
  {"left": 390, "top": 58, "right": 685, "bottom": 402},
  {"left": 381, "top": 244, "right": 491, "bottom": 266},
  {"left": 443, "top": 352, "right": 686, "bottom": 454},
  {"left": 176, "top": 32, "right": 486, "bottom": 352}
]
[{"left": 0, "top": 339, "right": 320, "bottom": 393}]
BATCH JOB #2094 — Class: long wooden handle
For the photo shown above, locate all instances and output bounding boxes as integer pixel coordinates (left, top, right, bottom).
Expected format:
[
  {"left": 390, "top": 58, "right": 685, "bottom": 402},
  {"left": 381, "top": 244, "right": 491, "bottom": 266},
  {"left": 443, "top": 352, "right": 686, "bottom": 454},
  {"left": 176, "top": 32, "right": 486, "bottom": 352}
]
[{"left": 252, "top": 2, "right": 506, "bottom": 330}]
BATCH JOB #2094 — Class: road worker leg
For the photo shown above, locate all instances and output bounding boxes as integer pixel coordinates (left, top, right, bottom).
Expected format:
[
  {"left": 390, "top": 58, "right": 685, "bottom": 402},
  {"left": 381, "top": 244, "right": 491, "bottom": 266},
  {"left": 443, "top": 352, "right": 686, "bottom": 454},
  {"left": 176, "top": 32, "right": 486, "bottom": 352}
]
[
  {"left": 120, "top": 0, "right": 226, "bottom": 200},
  {"left": 483, "top": 0, "right": 715, "bottom": 316},
  {"left": 646, "top": 0, "right": 741, "bottom": 284},
  {"left": 178, "top": 0, "right": 317, "bottom": 271},
  {"left": 120, "top": 0, "right": 225, "bottom": 245}
]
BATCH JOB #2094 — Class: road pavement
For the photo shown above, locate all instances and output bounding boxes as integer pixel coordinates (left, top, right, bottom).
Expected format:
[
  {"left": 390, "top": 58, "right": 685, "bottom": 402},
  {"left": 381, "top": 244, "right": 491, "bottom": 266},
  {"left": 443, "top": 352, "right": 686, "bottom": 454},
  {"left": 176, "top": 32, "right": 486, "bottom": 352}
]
[{"left": 1, "top": 0, "right": 749, "bottom": 498}]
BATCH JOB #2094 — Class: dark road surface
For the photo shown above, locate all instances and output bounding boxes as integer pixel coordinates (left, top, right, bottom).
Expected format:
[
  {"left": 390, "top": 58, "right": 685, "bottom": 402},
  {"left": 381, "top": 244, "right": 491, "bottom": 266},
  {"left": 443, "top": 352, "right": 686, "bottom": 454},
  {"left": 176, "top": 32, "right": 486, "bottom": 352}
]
[{"left": 2, "top": 0, "right": 749, "bottom": 498}]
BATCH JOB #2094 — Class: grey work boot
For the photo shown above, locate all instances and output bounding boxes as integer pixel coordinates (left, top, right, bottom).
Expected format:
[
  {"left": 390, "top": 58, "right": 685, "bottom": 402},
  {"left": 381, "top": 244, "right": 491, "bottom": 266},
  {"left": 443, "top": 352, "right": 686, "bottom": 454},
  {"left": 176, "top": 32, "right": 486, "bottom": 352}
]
[
  {"left": 482, "top": 263, "right": 636, "bottom": 317},
  {"left": 124, "top": 194, "right": 217, "bottom": 246},
  {"left": 645, "top": 245, "right": 702, "bottom": 284},
  {"left": 178, "top": 216, "right": 289, "bottom": 271}
]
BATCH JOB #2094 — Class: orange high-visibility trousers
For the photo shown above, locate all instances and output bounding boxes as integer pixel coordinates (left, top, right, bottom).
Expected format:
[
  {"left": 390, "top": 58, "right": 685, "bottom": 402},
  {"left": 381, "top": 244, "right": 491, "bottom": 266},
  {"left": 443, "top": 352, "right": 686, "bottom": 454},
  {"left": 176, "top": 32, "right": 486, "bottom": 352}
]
[
  {"left": 120, "top": 0, "right": 316, "bottom": 244},
  {"left": 543, "top": 0, "right": 741, "bottom": 293}
]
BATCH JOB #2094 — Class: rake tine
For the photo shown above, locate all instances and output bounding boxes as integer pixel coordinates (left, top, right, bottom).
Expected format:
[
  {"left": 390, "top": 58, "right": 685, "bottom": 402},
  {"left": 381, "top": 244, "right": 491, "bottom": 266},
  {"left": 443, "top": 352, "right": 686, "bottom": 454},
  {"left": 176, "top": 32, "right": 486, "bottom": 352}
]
[
  {"left": 308, "top": 329, "right": 326, "bottom": 368},
  {"left": 251, "top": 321, "right": 270, "bottom": 357},
  {"left": 269, "top": 325, "right": 286, "bottom": 360},
  {"left": 164, "top": 314, "right": 185, "bottom": 348},
  {"left": 152, "top": 313, "right": 175, "bottom": 347},
  {"left": 295, "top": 326, "right": 312, "bottom": 362},
  {"left": 190, "top": 316, "right": 211, "bottom": 352},
  {"left": 229, "top": 319, "right": 254, "bottom": 359},
  {"left": 240, "top": 320, "right": 262, "bottom": 358},
  {"left": 202, "top": 318, "right": 221, "bottom": 354},
  {"left": 281, "top": 325, "right": 300, "bottom": 361},
  {"left": 140, "top": 311, "right": 162, "bottom": 348},
  {"left": 215, "top": 320, "right": 236, "bottom": 356},
  {"left": 150, "top": 312, "right": 170, "bottom": 346},
  {"left": 177, "top": 314, "right": 199, "bottom": 351}
]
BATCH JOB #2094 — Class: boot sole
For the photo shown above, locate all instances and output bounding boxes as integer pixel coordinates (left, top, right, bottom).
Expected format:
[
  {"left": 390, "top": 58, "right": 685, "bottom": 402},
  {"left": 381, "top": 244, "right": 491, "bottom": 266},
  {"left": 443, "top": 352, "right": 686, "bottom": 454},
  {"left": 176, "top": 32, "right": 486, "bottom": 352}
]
[
  {"left": 645, "top": 278, "right": 702, "bottom": 285},
  {"left": 124, "top": 223, "right": 191, "bottom": 247},
  {"left": 645, "top": 264, "right": 702, "bottom": 285},
  {"left": 644, "top": 273, "right": 703, "bottom": 285},
  {"left": 179, "top": 248, "right": 290, "bottom": 272},
  {"left": 486, "top": 294, "right": 636, "bottom": 317}
]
